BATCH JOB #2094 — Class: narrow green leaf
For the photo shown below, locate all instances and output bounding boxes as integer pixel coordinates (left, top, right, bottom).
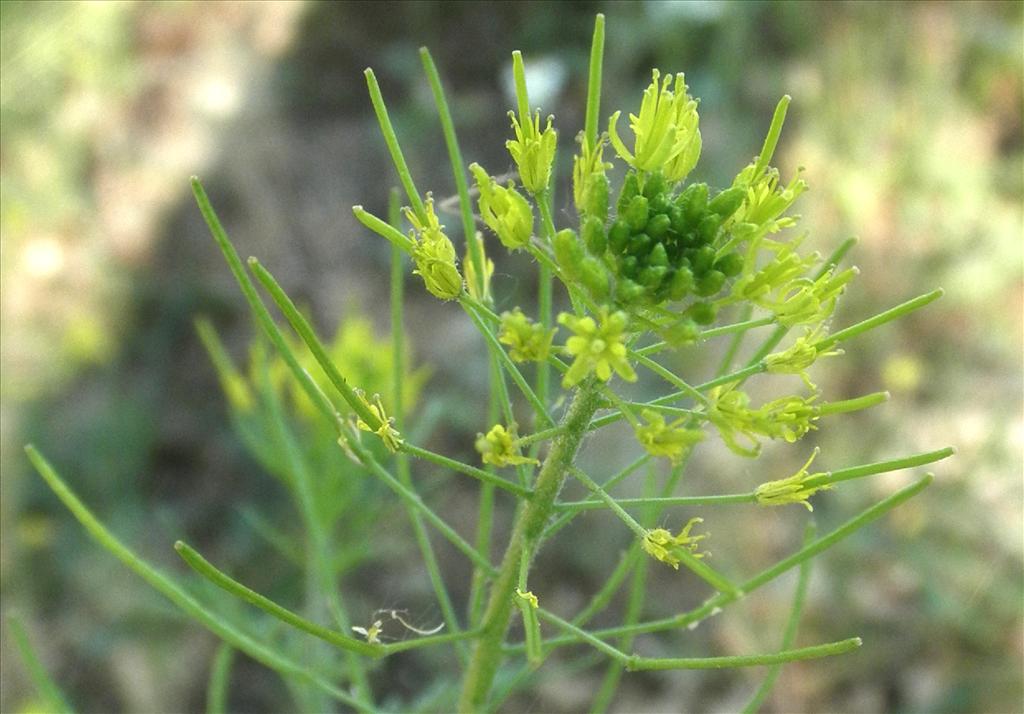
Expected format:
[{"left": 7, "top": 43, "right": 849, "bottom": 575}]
[
  {"left": 24, "top": 445, "right": 369, "bottom": 711},
  {"left": 6, "top": 614, "right": 75, "bottom": 714},
  {"left": 174, "top": 541, "right": 383, "bottom": 657}
]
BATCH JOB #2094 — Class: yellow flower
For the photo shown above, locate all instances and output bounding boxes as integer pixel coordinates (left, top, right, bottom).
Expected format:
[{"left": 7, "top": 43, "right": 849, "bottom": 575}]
[
  {"left": 405, "top": 196, "right": 463, "bottom": 300},
  {"left": 499, "top": 308, "right": 555, "bottom": 363},
  {"left": 708, "top": 387, "right": 819, "bottom": 457},
  {"left": 559, "top": 309, "right": 637, "bottom": 388},
  {"left": 475, "top": 423, "right": 538, "bottom": 468},
  {"left": 507, "top": 110, "right": 557, "bottom": 195},
  {"left": 634, "top": 409, "right": 705, "bottom": 463},
  {"left": 755, "top": 448, "right": 831, "bottom": 511},
  {"left": 354, "top": 390, "right": 403, "bottom": 453},
  {"left": 470, "top": 163, "right": 534, "bottom": 250},
  {"left": 516, "top": 589, "right": 539, "bottom": 609},
  {"left": 642, "top": 517, "right": 708, "bottom": 569},
  {"left": 765, "top": 327, "right": 844, "bottom": 390},
  {"left": 608, "top": 70, "right": 701, "bottom": 181}
]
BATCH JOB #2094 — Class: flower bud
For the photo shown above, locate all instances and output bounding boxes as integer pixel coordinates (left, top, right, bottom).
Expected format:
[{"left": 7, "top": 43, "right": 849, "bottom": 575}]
[
  {"left": 507, "top": 110, "right": 557, "bottom": 195},
  {"left": 470, "top": 163, "right": 534, "bottom": 250}
]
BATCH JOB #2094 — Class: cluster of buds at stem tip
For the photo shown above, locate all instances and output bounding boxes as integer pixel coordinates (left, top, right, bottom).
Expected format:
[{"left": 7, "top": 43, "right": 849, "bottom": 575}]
[
  {"left": 470, "top": 163, "right": 534, "bottom": 250},
  {"left": 609, "top": 70, "right": 702, "bottom": 182},
  {"left": 498, "top": 308, "right": 555, "bottom": 363},
  {"left": 635, "top": 409, "right": 705, "bottom": 464},
  {"left": 404, "top": 197, "right": 463, "bottom": 301},
  {"left": 642, "top": 517, "right": 709, "bottom": 569},
  {"left": 754, "top": 448, "right": 832, "bottom": 511},
  {"left": 558, "top": 308, "right": 637, "bottom": 388},
  {"left": 475, "top": 423, "right": 538, "bottom": 468}
]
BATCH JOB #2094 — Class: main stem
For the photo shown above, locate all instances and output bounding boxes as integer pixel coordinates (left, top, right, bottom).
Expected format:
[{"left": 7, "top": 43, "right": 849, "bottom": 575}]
[{"left": 459, "top": 382, "right": 603, "bottom": 712}]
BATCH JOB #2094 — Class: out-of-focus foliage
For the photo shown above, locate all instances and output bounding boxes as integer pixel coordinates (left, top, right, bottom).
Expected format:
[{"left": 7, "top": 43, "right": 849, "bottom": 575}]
[{"left": 2, "top": 2, "right": 1020, "bottom": 713}]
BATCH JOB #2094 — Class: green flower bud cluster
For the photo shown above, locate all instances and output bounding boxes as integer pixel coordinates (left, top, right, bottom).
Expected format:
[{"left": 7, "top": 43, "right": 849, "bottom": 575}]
[{"left": 557, "top": 168, "right": 747, "bottom": 320}]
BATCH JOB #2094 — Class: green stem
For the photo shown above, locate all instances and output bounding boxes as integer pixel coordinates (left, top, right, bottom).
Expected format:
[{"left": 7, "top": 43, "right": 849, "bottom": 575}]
[
  {"left": 25, "top": 446, "right": 369, "bottom": 712},
  {"left": 419, "top": 48, "right": 483, "bottom": 292},
  {"left": 364, "top": 68, "right": 425, "bottom": 221},
  {"left": 175, "top": 541, "right": 383, "bottom": 657},
  {"left": 458, "top": 382, "right": 604, "bottom": 712},
  {"left": 206, "top": 643, "right": 234, "bottom": 714},
  {"left": 626, "top": 638, "right": 861, "bottom": 671},
  {"left": 814, "top": 289, "right": 944, "bottom": 351},
  {"left": 569, "top": 466, "right": 739, "bottom": 596},
  {"left": 741, "top": 523, "right": 816, "bottom": 714},
  {"left": 630, "top": 351, "right": 712, "bottom": 407},
  {"left": 462, "top": 298, "right": 554, "bottom": 428},
  {"left": 816, "top": 391, "right": 889, "bottom": 416},
  {"left": 531, "top": 475, "right": 932, "bottom": 652},
  {"left": 6, "top": 614, "right": 75, "bottom": 714},
  {"left": 391, "top": 193, "right": 468, "bottom": 665}
]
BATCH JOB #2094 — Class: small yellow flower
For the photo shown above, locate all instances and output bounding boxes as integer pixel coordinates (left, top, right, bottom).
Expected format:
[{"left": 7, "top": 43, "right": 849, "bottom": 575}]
[
  {"left": 405, "top": 196, "right": 463, "bottom": 300},
  {"left": 559, "top": 309, "right": 637, "bottom": 388},
  {"left": 766, "top": 267, "right": 858, "bottom": 327},
  {"left": 351, "top": 619, "right": 383, "bottom": 644},
  {"left": 507, "top": 110, "right": 557, "bottom": 195},
  {"left": 354, "top": 390, "right": 403, "bottom": 453},
  {"left": 765, "top": 327, "right": 843, "bottom": 390},
  {"left": 499, "top": 308, "right": 556, "bottom": 363},
  {"left": 516, "top": 588, "right": 539, "bottom": 609},
  {"left": 708, "top": 387, "right": 819, "bottom": 457},
  {"left": 470, "top": 163, "right": 534, "bottom": 250},
  {"left": 755, "top": 448, "right": 831, "bottom": 511},
  {"left": 635, "top": 409, "right": 705, "bottom": 464},
  {"left": 642, "top": 517, "right": 708, "bottom": 569},
  {"left": 608, "top": 70, "right": 701, "bottom": 181},
  {"left": 475, "top": 423, "right": 538, "bottom": 468}
]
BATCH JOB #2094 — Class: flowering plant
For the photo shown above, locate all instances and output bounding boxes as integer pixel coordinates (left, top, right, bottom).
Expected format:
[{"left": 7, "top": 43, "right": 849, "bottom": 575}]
[{"left": 23, "top": 14, "right": 953, "bottom": 713}]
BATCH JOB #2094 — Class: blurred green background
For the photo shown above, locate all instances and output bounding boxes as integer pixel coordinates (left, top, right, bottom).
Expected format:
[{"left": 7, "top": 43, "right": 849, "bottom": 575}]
[{"left": 1, "top": 1, "right": 1021, "bottom": 712}]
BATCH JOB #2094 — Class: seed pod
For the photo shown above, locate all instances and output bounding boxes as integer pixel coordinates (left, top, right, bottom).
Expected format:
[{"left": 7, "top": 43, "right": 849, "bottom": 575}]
[
  {"left": 646, "top": 213, "right": 672, "bottom": 240},
  {"left": 714, "top": 251, "right": 744, "bottom": 277},
  {"left": 696, "top": 269, "right": 726, "bottom": 297},
  {"left": 708, "top": 185, "right": 746, "bottom": 220},
  {"left": 582, "top": 215, "right": 607, "bottom": 255},
  {"left": 580, "top": 256, "right": 610, "bottom": 300},
  {"left": 617, "top": 171, "right": 640, "bottom": 215},
  {"left": 608, "top": 218, "right": 632, "bottom": 253},
  {"left": 668, "top": 266, "right": 694, "bottom": 300},
  {"left": 553, "top": 228, "right": 584, "bottom": 279},
  {"left": 624, "top": 195, "right": 650, "bottom": 232},
  {"left": 687, "top": 300, "right": 718, "bottom": 325}
]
